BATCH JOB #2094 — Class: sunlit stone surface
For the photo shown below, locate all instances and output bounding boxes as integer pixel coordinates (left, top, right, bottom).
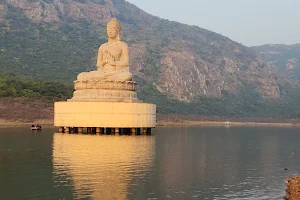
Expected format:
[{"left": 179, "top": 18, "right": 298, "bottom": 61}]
[{"left": 54, "top": 102, "right": 156, "bottom": 128}]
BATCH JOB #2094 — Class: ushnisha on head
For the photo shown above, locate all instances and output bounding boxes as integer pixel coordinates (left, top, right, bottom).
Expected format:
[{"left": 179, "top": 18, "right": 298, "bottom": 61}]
[{"left": 107, "top": 18, "right": 121, "bottom": 41}]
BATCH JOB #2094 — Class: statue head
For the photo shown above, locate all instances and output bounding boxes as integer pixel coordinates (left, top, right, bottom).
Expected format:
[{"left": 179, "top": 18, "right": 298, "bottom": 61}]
[{"left": 107, "top": 18, "right": 121, "bottom": 41}]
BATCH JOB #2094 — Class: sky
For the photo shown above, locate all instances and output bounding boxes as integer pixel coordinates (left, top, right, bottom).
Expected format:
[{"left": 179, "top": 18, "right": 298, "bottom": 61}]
[{"left": 125, "top": 0, "right": 300, "bottom": 46}]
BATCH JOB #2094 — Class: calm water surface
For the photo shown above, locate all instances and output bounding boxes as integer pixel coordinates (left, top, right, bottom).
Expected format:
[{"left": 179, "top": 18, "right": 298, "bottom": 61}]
[{"left": 0, "top": 127, "right": 300, "bottom": 200}]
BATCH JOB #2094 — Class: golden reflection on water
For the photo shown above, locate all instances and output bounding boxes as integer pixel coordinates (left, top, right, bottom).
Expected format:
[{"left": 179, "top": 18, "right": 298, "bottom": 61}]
[{"left": 52, "top": 134, "right": 155, "bottom": 200}]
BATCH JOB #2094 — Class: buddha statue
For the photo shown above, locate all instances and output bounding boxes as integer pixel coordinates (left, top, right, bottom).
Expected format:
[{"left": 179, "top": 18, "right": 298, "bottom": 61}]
[
  {"left": 70, "top": 18, "right": 138, "bottom": 102},
  {"left": 77, "top": 18, "right": 133, "bottom": 81}
]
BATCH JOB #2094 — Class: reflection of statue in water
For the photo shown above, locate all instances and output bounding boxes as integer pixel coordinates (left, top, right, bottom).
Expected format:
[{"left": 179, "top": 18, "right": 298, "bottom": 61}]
[
  {"left": 77, "top": 18, "right": 133, "bottom": 81},
  {"left": 52, "top": 134, "right": 155, "bottom": 199}
]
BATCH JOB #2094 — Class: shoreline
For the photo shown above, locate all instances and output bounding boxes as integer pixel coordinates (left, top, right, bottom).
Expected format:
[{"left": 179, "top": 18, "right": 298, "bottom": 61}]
[
  {"left": 1, "top": 119, "right": 300, "bottom": 128},
  {"left": 157, "top": 120, "right": 300, "bottom": 127}
]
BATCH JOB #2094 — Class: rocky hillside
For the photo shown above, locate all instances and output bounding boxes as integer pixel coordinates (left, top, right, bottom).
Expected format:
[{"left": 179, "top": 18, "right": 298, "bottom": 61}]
[
  {"left": 0, "top": 0, "right": 284, "bottom": 103},
  {"left": 252, "top": 44, "right": 300, "bottom": 81}
]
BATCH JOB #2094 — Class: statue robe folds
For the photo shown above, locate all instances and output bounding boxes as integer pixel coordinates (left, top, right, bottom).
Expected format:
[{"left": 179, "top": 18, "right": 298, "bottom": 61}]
[{"left": 77, "top": 41, "right": 133, "bottom": 82}]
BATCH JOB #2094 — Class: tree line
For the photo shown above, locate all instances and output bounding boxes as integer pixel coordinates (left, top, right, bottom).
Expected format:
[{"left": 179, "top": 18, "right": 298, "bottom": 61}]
[{"left": 0, "top": 73, "right": 73, "bottom": 101}]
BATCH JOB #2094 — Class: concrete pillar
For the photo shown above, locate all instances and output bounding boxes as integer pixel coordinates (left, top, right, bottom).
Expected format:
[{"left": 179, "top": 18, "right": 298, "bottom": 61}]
[
  {"left": 65, "top": 127, "right": 70, "bottom": 133},
  {"left": 78, "top": 127, "right": 83, "bottom": 134},
  {"left": 59, "top": 127, "right": 63, "bottom": 133},
  {"left": 131, "top": 128, "right": 136, "bottom": 134},
  {"left": 96, "top": 127, "right": 101, "bottom": 134},
  {"left": 142, "top": 128, "right": 147, "bottom": 135}
]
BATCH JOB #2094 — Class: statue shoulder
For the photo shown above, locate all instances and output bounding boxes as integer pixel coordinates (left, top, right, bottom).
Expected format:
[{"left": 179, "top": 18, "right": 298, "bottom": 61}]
[
  {"left": 99, "top": 43, "right": 108, "bottom": 50},
  {"left": 119, "top": 41, "right": 128, "bottom": 49}
]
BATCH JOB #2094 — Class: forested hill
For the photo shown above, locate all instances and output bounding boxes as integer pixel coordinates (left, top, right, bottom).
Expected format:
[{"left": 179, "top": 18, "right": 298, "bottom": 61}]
[
  {"left": 1, "top": 0, "right": 300, "bottom": 118},
  {"left": 0, "top": 73, "right": 73, "bottom": 122}
]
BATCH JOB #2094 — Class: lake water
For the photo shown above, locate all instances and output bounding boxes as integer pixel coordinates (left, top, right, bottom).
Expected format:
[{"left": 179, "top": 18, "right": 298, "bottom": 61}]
[{"left": 0, "top": 127, "right": 300, "bottom": 200}]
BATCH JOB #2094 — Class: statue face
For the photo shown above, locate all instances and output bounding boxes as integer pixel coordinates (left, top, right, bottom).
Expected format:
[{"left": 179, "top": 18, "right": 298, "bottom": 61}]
[{"left": 107, "top": 24, "right": 119, "bottom": 39}]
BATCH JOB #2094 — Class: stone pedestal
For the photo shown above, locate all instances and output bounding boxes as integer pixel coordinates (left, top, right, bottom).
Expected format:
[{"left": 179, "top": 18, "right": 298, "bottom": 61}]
[
  {"left": 54, "top": 78, "right": 156, "bottom": 134},
  {"left": 69, "top": 80, "right": 139, "bottom": 102},
  {"left": 54, "top": 102, "right": 156, "bottom": 128}
]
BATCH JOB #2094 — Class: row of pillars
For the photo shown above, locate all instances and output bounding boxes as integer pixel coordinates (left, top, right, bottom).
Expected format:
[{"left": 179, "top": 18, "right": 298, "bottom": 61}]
[{"left": 58, "top": 127, "right": 152, "bottom": 135}]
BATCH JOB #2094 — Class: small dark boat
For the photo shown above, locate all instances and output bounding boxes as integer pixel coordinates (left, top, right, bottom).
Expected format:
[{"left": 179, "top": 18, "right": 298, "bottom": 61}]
[{"left": 31, "top": 124, "right": 42, "bottom": 130}]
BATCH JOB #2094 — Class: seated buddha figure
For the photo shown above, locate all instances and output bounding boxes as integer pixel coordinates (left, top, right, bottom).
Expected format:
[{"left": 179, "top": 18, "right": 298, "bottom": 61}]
[{"left": 77, "top": 18, "right": 133, "bottom": 81}]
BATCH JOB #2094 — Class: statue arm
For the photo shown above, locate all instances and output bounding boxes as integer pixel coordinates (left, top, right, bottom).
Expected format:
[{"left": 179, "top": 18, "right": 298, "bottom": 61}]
[
  {"left": 116, "top": 44, "right": 129, "bottom": 67},
  {"left": 96, "top": 47, "right": 104, "bottom": 70}
]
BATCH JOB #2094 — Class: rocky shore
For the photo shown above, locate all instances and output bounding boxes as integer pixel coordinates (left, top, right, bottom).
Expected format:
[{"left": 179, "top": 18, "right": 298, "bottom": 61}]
[{"left": 284, "top": 175, "right": 300, "bottom": 200}]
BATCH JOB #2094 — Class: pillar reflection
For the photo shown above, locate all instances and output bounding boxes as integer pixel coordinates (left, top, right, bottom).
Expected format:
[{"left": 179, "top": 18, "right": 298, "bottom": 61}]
[{"left": 52, "top": 134, "right": 155, "bottom": 200}]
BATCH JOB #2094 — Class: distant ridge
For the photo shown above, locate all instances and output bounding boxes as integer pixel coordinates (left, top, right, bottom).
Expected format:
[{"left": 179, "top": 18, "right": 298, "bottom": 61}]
[{"left": 252, "top": 44, "right": 300, "bottom": 80}]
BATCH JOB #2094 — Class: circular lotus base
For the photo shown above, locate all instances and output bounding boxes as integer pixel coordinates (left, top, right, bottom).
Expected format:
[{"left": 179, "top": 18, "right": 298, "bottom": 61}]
[
  {"left": 54, "top": 101, "right": 156, "bottom": 128},
  {"left": 74, "top": 80, "right": 137, "bottom": 91},
  {"left": 69, "top": 89, "right": 138, "bottom": 102}
]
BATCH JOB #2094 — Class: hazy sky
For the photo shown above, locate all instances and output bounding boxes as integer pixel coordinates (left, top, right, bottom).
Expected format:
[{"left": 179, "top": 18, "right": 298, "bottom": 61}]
[{"left": 126, "top": 0, "right": 300, "bottom": 46}]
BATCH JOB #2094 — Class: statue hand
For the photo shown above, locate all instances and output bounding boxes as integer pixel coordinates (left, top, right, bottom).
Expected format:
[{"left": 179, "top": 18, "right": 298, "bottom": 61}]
[
  {"left": 107, "top": 60, "right": 116, "bottom": 66},
  {"left": 97, "top": 61, "right": 105, "bottom": 69}
]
